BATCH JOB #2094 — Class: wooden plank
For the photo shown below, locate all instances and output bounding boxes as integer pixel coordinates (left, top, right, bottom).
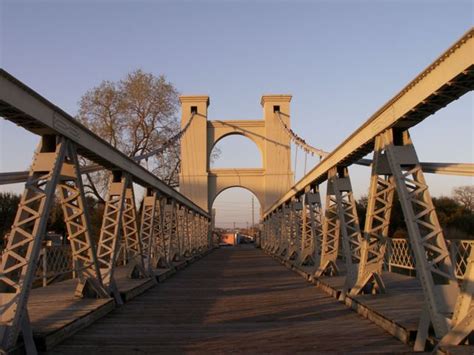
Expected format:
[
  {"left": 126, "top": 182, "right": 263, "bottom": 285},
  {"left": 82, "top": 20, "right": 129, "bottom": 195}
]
[
  {"left": 26, "top": 279, "right": 114, "bottom": 351},
  {"left": 437, "top": 345, "right": 474, "bottom": 355},
  {"left": 154, "top": 268, "right": 176, "bottom": 283},
  {"left": 172, "top": 260, "right": 187, "bottom": 271},
  {"left": 114, "top": 266, "right": 156, "bottom": 302},
  {"left": 51, "top": 247, "right": 411, "bottom": 353},
  {"left": 281, "top": 257, "right": 429, "bottom": 345}
]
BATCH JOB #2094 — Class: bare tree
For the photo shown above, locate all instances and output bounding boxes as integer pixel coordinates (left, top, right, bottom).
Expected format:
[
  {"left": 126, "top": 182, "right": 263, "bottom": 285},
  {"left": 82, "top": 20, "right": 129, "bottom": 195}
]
[
  {"left": 453, "top": 185, "right": 474, "bottom": 212},
  {"left": 77, "top": 70, "right": 182, "bottom": 200}
]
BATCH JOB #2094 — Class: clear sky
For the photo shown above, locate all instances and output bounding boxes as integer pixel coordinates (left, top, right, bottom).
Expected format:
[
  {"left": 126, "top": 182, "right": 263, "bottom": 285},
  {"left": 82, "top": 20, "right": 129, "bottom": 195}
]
[{"left": 1, "top": 0, "right": 473, "bottom": 228}]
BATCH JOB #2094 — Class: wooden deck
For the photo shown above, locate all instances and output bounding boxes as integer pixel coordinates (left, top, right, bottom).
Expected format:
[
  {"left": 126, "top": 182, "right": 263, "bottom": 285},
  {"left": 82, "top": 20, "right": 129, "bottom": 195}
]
[
  {"left": 114, "top": 265, "right": 156, "bottom": 302},
  {"left": 51, "top": 246, "right": 411, "bottom": 354},
  {"left": 272, "top": 255, "right": 425, "bottom": 344},
  {"left": 26, "top": 252, "right": 209, "bottom": 352},
  {"left": 272, "top": 254, "right": 474, "bottom": 353},
  {"left": 28, "top": 279, "right": 114, "bottom": 351}
]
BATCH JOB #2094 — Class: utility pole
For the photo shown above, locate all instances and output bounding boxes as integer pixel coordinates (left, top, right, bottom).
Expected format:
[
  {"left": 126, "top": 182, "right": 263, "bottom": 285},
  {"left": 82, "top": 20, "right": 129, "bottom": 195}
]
[
  {"left": 251, "top": 196, "right": 255, "bottom": 230},
  {"left": 212, "top": 208, "right": 216, "bottom": 231}
]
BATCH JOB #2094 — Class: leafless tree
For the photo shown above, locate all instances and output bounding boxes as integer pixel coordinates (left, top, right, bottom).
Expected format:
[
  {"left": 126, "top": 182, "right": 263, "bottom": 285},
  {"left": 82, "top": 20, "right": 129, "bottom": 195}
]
[
  {"left": 77, "top": 70, "right": 185, "bottom": 201},
  {"left": 453, "top": 185, "right": 474, "bottom": 212}
]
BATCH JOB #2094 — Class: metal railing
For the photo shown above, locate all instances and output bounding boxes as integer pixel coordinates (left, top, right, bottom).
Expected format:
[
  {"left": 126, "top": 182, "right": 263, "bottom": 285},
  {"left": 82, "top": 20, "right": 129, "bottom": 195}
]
[
  {"left": 386, "top": 238, "right": 473, "bottom": 280},
  {"left": 449, "top": 239, "right": 473, "bottom": 280},
  {"left": 29, "top": 238, "right": 472, "bottom": 288},
  {"left": 34, "top": 245, "right": 73, "bottom": 287}
]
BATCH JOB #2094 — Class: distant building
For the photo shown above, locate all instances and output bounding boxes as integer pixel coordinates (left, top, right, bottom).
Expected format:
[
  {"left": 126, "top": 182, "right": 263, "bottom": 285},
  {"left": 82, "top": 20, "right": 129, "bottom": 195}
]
[
  {"left": 220, "top": 233, "right": 239, "bottom": 246},
  {"left": 219, "top": 233, "right": 254, "bottom": 246}
]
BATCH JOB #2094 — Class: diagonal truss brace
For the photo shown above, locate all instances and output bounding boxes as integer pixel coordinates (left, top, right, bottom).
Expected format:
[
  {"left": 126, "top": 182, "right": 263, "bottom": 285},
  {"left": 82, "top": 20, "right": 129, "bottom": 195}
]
[
  {"left": 176, "top": 206, "right": 186, "bottom": 259},
  {"left": 121, "top": 183, "right": 146, "bottom": 279},
  {"left": 0, "top": 135, "right": 67, "bottom": 350},
  {"left": 171, "top": 204, "right": 183, "bottom": 262},
  {"left": 162, "top": 200, "right": 177, "bottom": 265},
  {"left": 0, "top": 135, "right": 107, "bottom": 351},
  {"left": 287, "top": 198, "right": 303, "bottom": 262},
  {"left": 314, "top": 170, "right": 341, "bottom": 278},
  {"left": 436, "top": 242, "right": 473, "bottom": 348},
  {"left": 384, "top": 128, "right": 459, "bottom": 349},
  {"left": 331, "top": 167, "right": 364, "bottom": 297},
  {"left": 269, "top": 211, "right": 281, "bottom": 254},
  {"left": 279, "top": 204, "right": 291, "bottom": 258},
  {"left": 183, "top": 209, "right": 193, "bottom": 258},
  {"left": 139, "top": 189, "right": 158, "bottom": 276},
  {"left": 96, "top": 172, "right": 128, "bottom": 303},
  {"left": 57, "top": 141, "right": 108, "bottom": 298},
  {"left": 189, "top": 211, "right": 198, "bottom": 256},
  {"left": 151, "top": 197, "right": 168, "bottom": 268},
  {"left": 299, "top": 187, "right": 323, "bottom": 267},
  {"left": 351, "top": 131, "right": 396, "bottom": 296}
]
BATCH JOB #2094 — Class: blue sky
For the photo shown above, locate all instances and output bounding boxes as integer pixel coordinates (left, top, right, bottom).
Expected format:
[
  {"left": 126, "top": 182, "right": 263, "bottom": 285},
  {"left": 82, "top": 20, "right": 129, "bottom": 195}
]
[{"left": 1, "top": 0, "right": 473, "bottom": 227}]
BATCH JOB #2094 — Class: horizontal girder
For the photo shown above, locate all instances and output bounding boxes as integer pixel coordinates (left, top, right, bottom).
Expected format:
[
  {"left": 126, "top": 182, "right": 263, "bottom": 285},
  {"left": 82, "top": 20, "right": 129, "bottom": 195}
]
[
  {"left": 0, "top": 70, "right": 208, "bottom": 218},
  {"left": 264, "top": 29, "right": 474, "bottom": 218}
]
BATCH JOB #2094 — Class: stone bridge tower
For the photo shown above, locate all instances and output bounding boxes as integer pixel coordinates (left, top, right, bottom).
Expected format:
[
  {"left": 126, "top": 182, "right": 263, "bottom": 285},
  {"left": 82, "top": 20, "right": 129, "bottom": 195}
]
[{"left": 178, "top": 95, "right": 294, "bottom": 215}]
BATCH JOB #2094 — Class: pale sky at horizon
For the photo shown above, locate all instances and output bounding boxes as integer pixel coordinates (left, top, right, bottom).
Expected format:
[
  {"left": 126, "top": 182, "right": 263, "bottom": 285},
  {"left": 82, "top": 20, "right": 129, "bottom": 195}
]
[{"left": 0, "top": 0, "right": 473, "bottom": 228}]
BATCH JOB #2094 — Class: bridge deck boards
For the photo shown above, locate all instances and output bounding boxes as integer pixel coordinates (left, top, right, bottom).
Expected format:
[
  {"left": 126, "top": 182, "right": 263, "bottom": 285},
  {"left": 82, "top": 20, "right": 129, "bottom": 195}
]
[
  {"left": 345, "top": 273, "right": 423, "bottom": 343},
  {"left": 114, "top": 265, "right": 156, "bottom": 302},
  {"left": 51, "top": 247, "right": 411, "bottom": 354},
  {"left": 273, "top": 256, "right": 426, "bottom": 344},
  {"left": 28, "top": 279, "right": 114, "bottom": 350},
  {"left": 27, "top": 264, "right": 160, "bottom": 350}
]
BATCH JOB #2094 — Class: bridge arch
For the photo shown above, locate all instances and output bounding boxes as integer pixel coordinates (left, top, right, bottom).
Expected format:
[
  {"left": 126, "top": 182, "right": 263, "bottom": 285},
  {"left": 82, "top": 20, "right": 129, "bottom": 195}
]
[
  {"left": 209, "top": 133, "right": 263, "bottom": 169},
  {"left": 208, "top": 173, "right": 266, "bottom": 213},
  {"left": 208, "top": 126, "right": 266, "bottom": 169},
  {"left": 212, "top": 186, "right": 262, "bottom": 229},
  {"left": 211, "top": 185, "right": 263, "bottom": 206},
  {"left": 179, "top": 95, "right": 294, "bottom": 213}
]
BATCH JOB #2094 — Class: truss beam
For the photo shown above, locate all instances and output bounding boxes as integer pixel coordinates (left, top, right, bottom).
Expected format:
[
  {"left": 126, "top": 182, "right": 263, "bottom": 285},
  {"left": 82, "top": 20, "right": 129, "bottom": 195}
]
[
  {"left": 300, "top": 187, "right": 323, "bottom": 267},
  {"left": 139, "top": 189, "right": 158, "bottom": 275},
  {"left": 385, "top": 129, "right": 459, "bottom": 349},
  {"left": 57, "top": 141, "right": 108, "bottom": 298},
  {"left": 0, "top": 69, "right": 208, "bottom": 219},
  {"left": 351, "top": 132, "right": 395, "bottom": 296},
  {"left": 96, "top": 173, "right": 128, "bottom": 302},
  {"left": 314, "top": 175, "right": 340, "bottom": 278},
  {"left": 264, "top": 29, "right": 474, "bottom": 219}
]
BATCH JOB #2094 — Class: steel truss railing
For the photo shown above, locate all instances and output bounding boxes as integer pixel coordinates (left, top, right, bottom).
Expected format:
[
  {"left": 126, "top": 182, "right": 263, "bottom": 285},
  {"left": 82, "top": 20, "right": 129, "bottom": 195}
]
[
  {"left": 262, "top": 128, "right": 474, "bottom": 350},
  {"left": 386, "top": 239, "right": 473, "bottom": 281},
  {"left": 262, "top": 28, "right": 474, "bottom": 351},
  {"left": 0, "top": 75, "right": 211, "bottom": 353}
]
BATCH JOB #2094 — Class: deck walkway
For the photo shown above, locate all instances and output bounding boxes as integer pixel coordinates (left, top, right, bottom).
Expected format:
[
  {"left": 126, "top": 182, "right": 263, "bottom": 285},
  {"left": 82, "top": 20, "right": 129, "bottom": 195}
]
[{"left": 51, "top": 246, "right": 411, "bottom": 354}]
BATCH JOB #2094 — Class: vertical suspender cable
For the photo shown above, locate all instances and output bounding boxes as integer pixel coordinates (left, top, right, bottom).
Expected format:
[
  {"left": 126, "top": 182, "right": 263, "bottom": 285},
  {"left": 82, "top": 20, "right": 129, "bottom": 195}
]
[
  {"left": 294, "top": 144, "right": 298, "bottom": 178},
  {"left": 304, "top": 151, "right": 307, "bottom": 175}
]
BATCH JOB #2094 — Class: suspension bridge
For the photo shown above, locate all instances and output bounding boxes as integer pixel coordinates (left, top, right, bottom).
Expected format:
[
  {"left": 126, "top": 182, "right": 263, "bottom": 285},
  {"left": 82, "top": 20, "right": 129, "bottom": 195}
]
[{"left": 0, "top": 28, "right": 473, "bottom": 354}]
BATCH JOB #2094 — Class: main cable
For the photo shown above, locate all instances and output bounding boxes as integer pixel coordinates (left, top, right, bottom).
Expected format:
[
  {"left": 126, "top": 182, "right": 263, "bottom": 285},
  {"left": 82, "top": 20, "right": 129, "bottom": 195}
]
[
  {"left": 275, "top": 111, "right": 329, "bottom": 159},
  {"left": 133, "top": 112, "right": 196, "bottom": 162}
]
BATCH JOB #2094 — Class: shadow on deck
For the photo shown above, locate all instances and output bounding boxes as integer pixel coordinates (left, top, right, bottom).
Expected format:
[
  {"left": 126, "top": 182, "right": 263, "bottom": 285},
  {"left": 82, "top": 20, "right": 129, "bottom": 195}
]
[
  {"left": 49, "top": 246, "right": 412, "bottom": 354},
  {"left": 24, "top": 249, "right": 213, "bottom": 352}
]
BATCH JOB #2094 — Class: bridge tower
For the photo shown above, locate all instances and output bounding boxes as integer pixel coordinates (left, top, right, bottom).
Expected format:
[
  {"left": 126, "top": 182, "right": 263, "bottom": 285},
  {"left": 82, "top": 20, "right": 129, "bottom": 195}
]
[{"left": 179, "top": 95, "right": 294, "bottom": 214}]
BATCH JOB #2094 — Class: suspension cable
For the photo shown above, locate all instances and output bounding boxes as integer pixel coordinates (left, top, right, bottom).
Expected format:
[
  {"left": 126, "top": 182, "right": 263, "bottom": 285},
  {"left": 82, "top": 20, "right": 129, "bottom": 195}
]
[
  {"left": 294, "top": 144, "right": 298, "bottom": 174},
  {"left": 275, "top": 111, "right": 329, "bottom": 159},
  {"left": 133, "top": 112, "right": 196, "bottom": 161},
  {"left": 304, "top": 152, "right": 308, "bottom": 175}
]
